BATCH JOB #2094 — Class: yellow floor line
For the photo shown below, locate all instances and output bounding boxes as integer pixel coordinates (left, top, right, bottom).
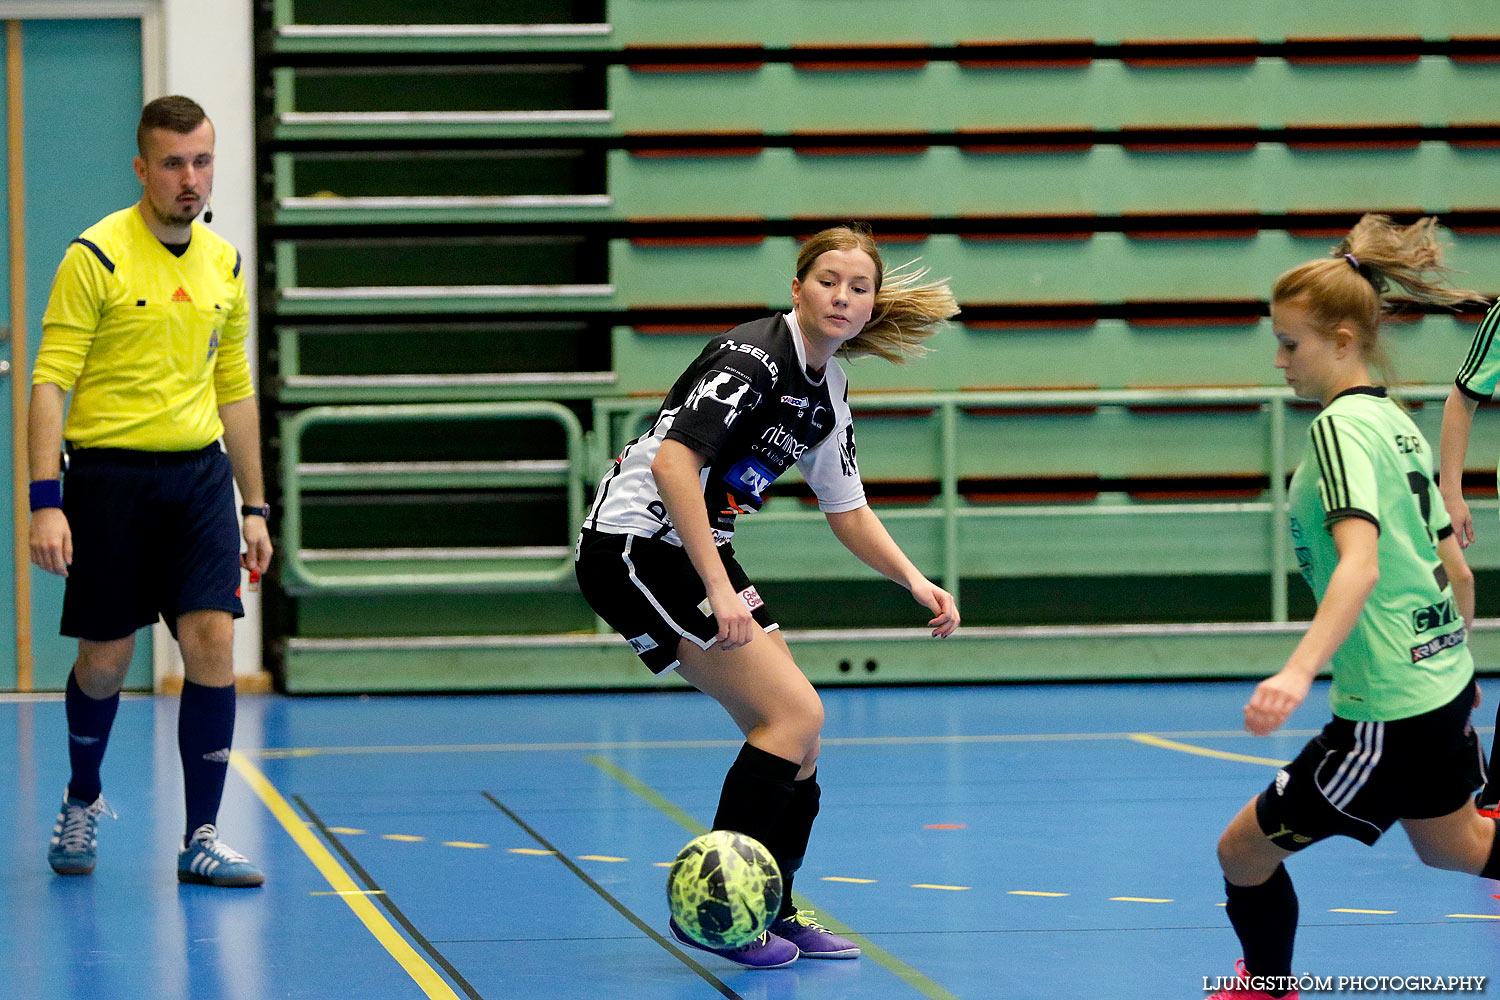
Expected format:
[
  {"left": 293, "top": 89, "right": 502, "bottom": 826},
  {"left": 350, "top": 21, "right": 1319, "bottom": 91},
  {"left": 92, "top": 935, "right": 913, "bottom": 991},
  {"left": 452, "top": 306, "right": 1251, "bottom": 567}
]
[
  {"left": 1127, "top": 733, "right": 1289, "bottom": 767},
  {"left": 1330, "top": 908, "right": 1395, "bottom": 915},
  {"left": 1111, "top": 897, "right": 1173, "bottom": 903},
  {"left": 823, "top": 876, "right": 877, "bottom": 884},
  {"left": 1448, "top": 913, "right": 1500, "bottom": 919},
  {"left": 1008, "top": 890, "right": 1068, "bottom": 897},
  {"left": 912, "top": 884, "right": 970, "bottom": 891},
  {"left": 228, "top": 753, "right": 462, "bottom": 1000}
]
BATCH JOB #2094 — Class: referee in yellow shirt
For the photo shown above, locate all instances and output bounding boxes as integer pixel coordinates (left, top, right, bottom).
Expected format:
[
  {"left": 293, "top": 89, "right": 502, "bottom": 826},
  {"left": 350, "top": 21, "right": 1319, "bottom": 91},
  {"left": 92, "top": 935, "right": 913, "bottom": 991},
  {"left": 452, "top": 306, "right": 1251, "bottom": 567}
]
[{"left": 27, "top": 96, "right": 270, "bottom": 887}]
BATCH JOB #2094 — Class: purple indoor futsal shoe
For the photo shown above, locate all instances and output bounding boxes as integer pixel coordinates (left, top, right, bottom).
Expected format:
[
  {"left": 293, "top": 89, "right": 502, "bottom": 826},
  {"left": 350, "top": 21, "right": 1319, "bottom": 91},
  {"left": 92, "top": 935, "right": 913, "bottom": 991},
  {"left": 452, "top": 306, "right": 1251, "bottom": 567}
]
[
  {"left": 769, "top": 909, "right": 861, "bottom": 958},
  {"left": 668, "top": 917, "right": 799, "bottom": 969}
]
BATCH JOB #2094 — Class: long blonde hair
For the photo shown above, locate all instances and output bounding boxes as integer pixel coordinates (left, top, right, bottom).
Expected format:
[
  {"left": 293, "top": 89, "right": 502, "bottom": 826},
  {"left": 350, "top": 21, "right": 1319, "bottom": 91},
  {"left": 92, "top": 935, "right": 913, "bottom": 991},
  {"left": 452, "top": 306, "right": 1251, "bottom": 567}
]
[
  {"left": 795, "top": 224, "right": 959, "bottom": 363},
  {"left": 1271, "top": 214, "right": 1485, "bottom": 387}
]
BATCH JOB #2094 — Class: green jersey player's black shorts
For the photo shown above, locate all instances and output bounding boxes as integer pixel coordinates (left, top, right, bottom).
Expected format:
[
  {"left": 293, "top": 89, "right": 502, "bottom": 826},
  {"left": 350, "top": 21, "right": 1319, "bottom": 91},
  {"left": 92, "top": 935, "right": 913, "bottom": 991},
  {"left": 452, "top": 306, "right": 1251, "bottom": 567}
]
[
  {"left": 575, "top": 527, "right": 778, "bottom": 674},
  {"left": 1255, "top": 678, "right": 1486, "bottom": 850}
]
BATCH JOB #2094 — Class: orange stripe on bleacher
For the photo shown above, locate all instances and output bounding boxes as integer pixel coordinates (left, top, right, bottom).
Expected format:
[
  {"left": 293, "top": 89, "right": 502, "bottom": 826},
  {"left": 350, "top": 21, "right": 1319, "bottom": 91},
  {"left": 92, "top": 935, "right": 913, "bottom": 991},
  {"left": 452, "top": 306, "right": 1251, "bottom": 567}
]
[
  {"left": 1446, "top": 124, "right": 1500, "bottom": 150},
  {"left": 791, "top": 132, "right": 930, "bottom": 156},
  {"left": 1283, "top": 36, "right": 1422, "bottom": 65},
  {"left": 625, "top": 133, "right": 765, "bottom": 158},
  {"left": 790, "top": 43, "right": 930, "bottom": 73},
  {"left": 953, "top": 39, "right": 1093, "bottom": 70},
  {"left": 1120, "top": 126, "right": 1257, "bottom": 154},
  {"left": 956, "top": 128, "right": 1094, "bottom": 154},
  {"left": 1283, "top": 123, "right": 1423, "bottom": 151},
  {"left": 1117, "top": 39, "right": 1258, "bottom": 69},
  {"left": 1448, "top": 37, "right": 1500, "bottom": 64}
]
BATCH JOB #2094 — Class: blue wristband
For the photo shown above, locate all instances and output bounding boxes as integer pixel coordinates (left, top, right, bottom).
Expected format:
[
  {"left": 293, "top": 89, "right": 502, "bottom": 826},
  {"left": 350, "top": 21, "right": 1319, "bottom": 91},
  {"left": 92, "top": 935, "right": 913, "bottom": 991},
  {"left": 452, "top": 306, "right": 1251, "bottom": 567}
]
[{"left": 29, "top": 479, "right": 62, "bottom": 511}]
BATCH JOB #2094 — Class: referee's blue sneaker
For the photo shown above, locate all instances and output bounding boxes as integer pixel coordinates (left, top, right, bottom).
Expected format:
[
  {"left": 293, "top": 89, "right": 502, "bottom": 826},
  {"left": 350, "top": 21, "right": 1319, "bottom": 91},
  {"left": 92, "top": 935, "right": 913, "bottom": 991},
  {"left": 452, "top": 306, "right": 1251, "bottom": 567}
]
[
  {"left": 769, "top": 909, "right": 861, "bottom": 959},
  {"left": 668, "top": 917, "right": 799, "bottom": 969},
  {"left": 177, "top": 824, "right": 264, "bottom": 887},
  {"left": 47, "top": 794, "right": 114, "bottom": 875}
]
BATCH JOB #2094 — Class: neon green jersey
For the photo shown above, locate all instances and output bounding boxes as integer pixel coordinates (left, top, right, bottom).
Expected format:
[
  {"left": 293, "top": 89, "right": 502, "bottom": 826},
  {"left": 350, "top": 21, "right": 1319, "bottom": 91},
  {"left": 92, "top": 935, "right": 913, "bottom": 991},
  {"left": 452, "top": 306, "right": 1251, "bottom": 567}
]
[
  {"left": 1455, "top": 298, "right": 1500, "bottom": 403},
  {"left": 1455, "top": 300, "right": 1500, "bottom": 526},
  {"left": 1287, "top": 386, "right": 1472, "bottom": 722},
  {"left": 33, "top": 206, "right": 252, "bottom": 451}
]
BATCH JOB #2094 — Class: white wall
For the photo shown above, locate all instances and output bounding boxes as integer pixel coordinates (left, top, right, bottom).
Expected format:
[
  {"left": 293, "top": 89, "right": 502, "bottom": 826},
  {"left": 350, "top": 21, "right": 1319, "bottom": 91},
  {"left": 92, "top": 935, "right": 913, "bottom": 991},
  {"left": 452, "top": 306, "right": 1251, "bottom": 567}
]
[{"left": 156, "top": 0, "right": 262, "bottom": 681}]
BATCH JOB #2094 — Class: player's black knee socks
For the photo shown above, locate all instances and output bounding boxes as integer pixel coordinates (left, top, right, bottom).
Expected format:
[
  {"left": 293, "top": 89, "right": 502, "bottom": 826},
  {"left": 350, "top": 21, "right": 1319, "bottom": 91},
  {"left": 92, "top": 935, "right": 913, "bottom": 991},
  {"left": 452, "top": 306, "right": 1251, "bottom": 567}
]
[
  {"left": 712, "top": 742, "right": 800, "bottom": 889},
  {"left": 1224, "top": 865, "right": 1298, "bottom": 998},
  {"left": 1480, "top": 817, "right": 1500, "bottom": 880},
  {"left": 178, "top": 680, "right": 236, "bottom": 842},
  {"left": 65, "top": 670, "right": 119, "bottom": 804},
  {"left": 769, "top": 771, "right": 820, "bottom": 920}
]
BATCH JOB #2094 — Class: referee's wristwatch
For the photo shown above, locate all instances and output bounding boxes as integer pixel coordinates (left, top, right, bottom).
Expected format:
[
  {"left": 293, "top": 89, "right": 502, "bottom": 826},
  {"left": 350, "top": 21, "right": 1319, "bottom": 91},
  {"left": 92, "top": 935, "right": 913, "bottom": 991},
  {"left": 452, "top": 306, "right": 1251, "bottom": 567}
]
[{"left": 241, "top": 503, "right": 271, "bottom": 521}]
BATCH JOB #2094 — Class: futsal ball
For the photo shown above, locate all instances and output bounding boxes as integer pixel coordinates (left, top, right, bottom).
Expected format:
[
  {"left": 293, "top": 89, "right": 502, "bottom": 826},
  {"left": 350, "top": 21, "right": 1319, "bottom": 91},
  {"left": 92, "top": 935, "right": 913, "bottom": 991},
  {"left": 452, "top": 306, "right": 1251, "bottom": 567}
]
[{"left": 667, "top": 830, "right": 782, "bottom": 949}]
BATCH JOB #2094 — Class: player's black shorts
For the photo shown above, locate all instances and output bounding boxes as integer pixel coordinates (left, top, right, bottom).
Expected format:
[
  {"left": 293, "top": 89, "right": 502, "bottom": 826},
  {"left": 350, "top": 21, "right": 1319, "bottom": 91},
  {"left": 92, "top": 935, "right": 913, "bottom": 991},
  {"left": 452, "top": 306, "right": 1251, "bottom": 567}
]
[
  {"left": 60, "top": 445, "right": 244, "bottom": 642},
  {"left": 1255, "top": 678, "right": 1486, "bottom": 850},
  {"left": 574, "top": 527, "right": 778, "bottom": 674}
]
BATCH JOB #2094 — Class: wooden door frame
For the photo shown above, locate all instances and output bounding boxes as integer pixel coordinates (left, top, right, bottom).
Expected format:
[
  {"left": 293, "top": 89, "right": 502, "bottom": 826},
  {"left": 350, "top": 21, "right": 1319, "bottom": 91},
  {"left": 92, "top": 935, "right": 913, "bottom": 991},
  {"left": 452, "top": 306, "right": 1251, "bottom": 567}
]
[{"left": 5, "top": 2, "right": 162, "bottom": 689}]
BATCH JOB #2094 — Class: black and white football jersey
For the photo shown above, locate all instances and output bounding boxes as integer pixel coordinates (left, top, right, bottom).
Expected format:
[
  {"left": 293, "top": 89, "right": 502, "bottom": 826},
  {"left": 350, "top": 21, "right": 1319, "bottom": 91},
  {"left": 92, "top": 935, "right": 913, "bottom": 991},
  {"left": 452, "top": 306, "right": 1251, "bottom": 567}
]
[{"left": 585, "top": 312, "right": 866, "bottom": 545}]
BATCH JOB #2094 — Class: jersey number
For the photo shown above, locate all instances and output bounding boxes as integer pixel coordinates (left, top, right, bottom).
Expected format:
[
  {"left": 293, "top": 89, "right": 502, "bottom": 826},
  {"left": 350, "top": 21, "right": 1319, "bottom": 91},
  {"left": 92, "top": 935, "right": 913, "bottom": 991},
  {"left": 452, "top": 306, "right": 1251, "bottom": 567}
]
[
  {"left": 1408, "top": 471, "right": 1449, "bottom": 592},
  {"left": 1406, "top": 470, "right": 1434, "bottom": 543}
]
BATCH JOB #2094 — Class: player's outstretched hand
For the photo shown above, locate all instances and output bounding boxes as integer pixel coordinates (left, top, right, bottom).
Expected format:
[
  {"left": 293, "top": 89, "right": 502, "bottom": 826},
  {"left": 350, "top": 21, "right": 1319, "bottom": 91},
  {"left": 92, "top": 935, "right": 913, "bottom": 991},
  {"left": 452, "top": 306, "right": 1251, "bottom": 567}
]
[
  {"left": 240, "top": 513, "right": 274, "bottom": 577},
  {"left": 1443, "top": 492, "right": 1475, "bottom": 549},
  {"left": 29, "top": 508, "right": 72, "bottom": 577},
  {"left": 1244, "top": 667, "right": 1312, "bottom": 736},
  {"left": 912, "top": 579, "right": 959, "bottom": 638},
  {"left": 708, "top": 586, "right": 757, "bottom": 651}
]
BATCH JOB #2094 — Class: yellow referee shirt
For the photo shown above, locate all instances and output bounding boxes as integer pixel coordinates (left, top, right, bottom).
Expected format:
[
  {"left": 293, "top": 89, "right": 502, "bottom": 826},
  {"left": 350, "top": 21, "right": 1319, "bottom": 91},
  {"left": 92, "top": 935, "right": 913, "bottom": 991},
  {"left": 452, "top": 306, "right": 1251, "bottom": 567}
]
[{"left": 33, "top": 205, "right": 253, "bottom": 451}]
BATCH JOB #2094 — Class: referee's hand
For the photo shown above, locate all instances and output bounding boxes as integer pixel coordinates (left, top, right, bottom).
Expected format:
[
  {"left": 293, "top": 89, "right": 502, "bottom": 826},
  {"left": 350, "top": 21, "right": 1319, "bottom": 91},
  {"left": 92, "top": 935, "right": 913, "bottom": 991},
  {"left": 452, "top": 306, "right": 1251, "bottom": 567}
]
[
  {"left": 29, "top": 508, "right": 72, "bottom": 577},
  {"left": 240, "top": 513, "right": 273, "bottom": 577}
]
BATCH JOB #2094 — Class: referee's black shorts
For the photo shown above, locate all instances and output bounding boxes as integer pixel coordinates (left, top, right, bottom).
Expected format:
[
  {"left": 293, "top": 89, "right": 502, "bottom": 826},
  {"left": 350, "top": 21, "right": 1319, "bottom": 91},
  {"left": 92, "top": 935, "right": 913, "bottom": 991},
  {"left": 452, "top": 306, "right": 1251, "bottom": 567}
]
[
  {"left": 61, "top": 444, "right": 244, "bottom": 642},
  {"left": 1255, "top": 677, "right": 1486, "bottom": 850},
  {"left": 575, "top": 527, "right": 778, "bottom": 674}
]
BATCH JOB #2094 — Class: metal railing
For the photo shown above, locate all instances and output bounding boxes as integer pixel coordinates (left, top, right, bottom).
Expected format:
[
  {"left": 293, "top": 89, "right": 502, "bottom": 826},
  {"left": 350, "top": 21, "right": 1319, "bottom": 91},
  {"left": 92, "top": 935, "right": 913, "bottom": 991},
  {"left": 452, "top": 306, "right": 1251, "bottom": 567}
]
[
  {"left": 274, "top": 385, "right": 1492, "bottom": 608},
  {"left": 593, "top": 383, "right": 1492, "bottom": 620},
  {"left": 279, "top": 401, "right": 586, "bottom": 592}
]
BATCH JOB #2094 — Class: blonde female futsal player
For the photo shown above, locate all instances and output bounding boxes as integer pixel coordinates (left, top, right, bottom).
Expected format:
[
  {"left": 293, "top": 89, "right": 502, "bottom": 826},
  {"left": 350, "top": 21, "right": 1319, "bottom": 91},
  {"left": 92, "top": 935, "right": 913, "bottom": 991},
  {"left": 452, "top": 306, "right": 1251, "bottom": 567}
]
[
  {"left": 1207, "top": 216, "right": 1498, "bottom": 1000},
  {"left": 575, "top": 224, "right": 959, "bottom": 968}
]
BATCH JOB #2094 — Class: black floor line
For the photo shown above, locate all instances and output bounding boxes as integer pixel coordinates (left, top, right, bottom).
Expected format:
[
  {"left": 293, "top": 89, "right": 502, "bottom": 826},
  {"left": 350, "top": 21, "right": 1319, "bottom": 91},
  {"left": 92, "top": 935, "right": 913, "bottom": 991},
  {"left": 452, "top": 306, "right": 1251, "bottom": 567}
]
[
  {"left": 480, "top": 790, "right": 745, "bottom": 1000},
  {"left": 294, "top": 795, "right": 484, "bottom": 1000}
]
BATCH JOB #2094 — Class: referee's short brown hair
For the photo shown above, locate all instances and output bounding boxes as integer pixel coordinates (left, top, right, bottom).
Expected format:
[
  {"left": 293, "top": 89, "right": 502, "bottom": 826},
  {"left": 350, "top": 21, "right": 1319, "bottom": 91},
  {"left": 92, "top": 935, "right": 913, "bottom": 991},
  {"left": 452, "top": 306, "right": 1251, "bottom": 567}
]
[{"left": 137, "top": 95, "right": 209, "bottom": 155}]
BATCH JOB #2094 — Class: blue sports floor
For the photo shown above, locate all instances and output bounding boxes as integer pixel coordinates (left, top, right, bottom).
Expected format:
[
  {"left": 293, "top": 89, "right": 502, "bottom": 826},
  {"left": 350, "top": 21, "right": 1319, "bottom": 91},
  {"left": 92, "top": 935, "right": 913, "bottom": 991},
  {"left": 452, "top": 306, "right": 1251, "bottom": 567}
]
[{"left": 1, "top": 680, "right": 1495, "bottom": 999}]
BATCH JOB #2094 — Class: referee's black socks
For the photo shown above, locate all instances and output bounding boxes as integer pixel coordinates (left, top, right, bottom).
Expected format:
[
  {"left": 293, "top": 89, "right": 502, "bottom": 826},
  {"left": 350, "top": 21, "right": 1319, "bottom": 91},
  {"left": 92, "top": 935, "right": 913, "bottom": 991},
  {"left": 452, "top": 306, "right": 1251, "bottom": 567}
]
[
  {"left": 712, "top": 742, "right": 802, "bottom": 910},
  {"left": 64, "top": 669, "right": 120, "bottom": 804},
  {"left": 178, "top": 680, "right": 236, "bottom": 843},
  {"left": 1224, "top": 864, "right": 1298, "bottom": 998}
]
